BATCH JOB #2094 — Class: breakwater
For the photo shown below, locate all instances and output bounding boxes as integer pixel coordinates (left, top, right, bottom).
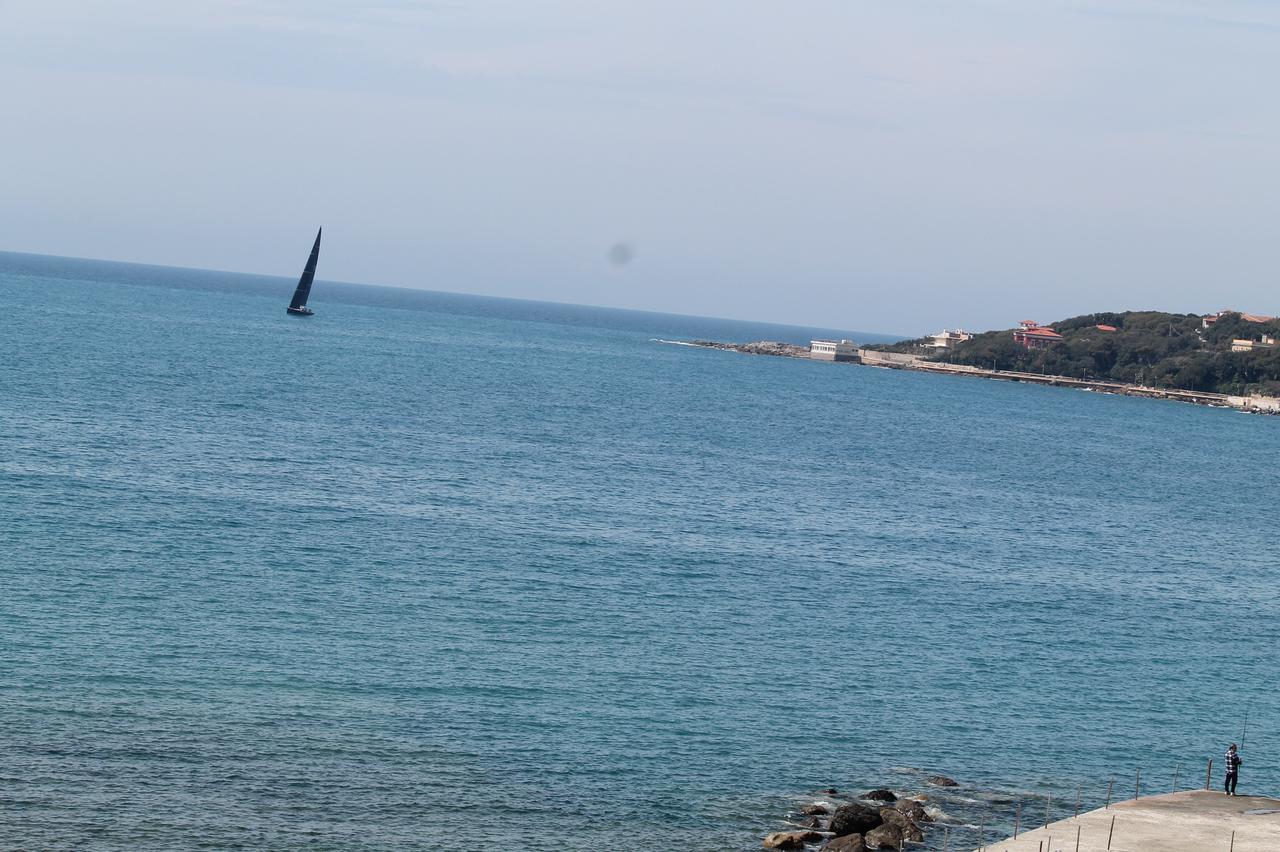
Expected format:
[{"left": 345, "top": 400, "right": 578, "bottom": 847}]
[
  {"left": 679, "top": 339, "right": 811, "bottom": 358},
  {"left": 667, "top": 339, "right": 1280, "bottom": 414}
]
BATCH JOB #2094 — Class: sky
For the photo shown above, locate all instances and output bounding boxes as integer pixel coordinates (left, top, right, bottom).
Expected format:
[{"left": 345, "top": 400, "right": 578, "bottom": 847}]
[{"left": 2, "top": 0, "right": 1278, "bottom": 335}]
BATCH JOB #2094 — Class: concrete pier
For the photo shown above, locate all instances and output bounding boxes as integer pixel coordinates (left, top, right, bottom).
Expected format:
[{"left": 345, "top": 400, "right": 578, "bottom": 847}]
[{"left": 975, "top": 790, "right": 1280, "bottom": 851}]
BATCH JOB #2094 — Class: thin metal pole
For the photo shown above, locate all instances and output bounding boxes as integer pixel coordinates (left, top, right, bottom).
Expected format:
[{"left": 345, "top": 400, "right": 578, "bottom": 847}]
[
  {"left": 1105, "top": 778, "right": 1114, "bottom": 809},
  {"left": 1015, "top": 801, "right": 1021, "bottom": 837},
  {"left": 979, "top": 813, "right": 985, "bottom": 851},
  {"left": 1075, "top": 785, "right": 1082, "bottom": 818},
  {"left": 1107, "top": 814, "right": 1116, "bottom": 849},
  {"left": 1075, "top": 824, "right": 1082, "bottom": 852},
  {"left": 1046, "top": 793, "right": 1052, "bottom": 828},
  {"left": 1174, "top": 766, "right": 1180, "bottom": 791},
  {"left": 1230, "top": 829, "right": 1236, "bottom": 851},
  {"left": 1206, "top": 758, "right": 1214, "bottom": 790},
  {"left": 1135, "top": 768, "right": 1141, "bottom": 800}
]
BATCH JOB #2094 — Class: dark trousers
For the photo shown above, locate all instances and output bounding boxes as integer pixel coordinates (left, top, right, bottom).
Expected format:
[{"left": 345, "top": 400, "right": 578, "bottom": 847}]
[{"left": 1225, "top": 772, "right": 1238, "bottom": 794}]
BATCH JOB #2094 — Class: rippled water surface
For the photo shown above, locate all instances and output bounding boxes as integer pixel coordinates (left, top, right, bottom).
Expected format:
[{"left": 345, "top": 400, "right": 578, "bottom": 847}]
[{"left": 3, "top": 252, "right": 1277, "bottom": 850}]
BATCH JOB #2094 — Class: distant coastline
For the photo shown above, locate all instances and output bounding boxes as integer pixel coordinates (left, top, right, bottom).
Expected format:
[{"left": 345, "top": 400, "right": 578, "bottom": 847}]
[
  {"left": 665, "top": 338, "right": 1280, "bottom": 415},
  {"left": 870, "top": 310, "right": 1280, "bottom": 400}
]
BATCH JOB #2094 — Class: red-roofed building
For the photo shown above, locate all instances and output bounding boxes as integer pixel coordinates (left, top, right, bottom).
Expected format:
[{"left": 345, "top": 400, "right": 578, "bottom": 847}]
[
  {"left": 1013, "top": 321, "right": 1063, "bottom": 350},
  {"left": 1096, "top": 324, "right": 1118, "bottom": 332},
  {"left": 1203, "top": 310, "right": 1231, "bottom": 328},
  {"left": 1203, "top": 309, "right": 1277, "bottom": 328}
]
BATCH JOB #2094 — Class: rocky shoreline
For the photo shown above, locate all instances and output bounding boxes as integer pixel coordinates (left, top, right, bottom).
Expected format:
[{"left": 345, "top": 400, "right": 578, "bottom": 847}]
[
  {"left": 762, "top": 775, "right": 961, "bottom": 851},
  {"left": 685, "top": 339, "right": 810, "bottom": 358}
]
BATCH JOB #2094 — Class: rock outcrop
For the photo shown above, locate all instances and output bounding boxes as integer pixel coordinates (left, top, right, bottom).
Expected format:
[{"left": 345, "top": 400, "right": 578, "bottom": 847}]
[
  {"left": 763, "top": 830, "right": 822, "bottom": 849},
  {"left": 766, "top": 780, "right": 945, "bottom": 851},
  {"left": 822, "top": 834, "right": 867, "bottom": 852},
  {"left": 893, "top": 798, "right": 931, "bottom": 824},
  {"left": 877, "top": 808, "right": 923, "bottom": 843},
  {"left": 828, "top": 802, "right": 883, "bottom": 837},
  {"left": 863, "top": 822, "right": 903, "bottom": 850}
]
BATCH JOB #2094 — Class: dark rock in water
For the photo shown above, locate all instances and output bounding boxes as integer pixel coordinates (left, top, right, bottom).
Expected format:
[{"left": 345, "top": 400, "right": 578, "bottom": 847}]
[
  {"left": 864, "top": 822, "right": 904, "bottom": 850},
  {"left": 763, "top": 830, "right": 822, "bottom": 849},
  {"left": 800, "top": 803, "right": 830, "bottom": 816},
  {"left": 926, "top": 774, "right": 959, "bottom": 787},
  {"left": 894, "top": 798, "right": 931, "bottom": 823},
  {"left": 822, "top": 788, "right": 840, "bottom": 796},
  {"left": 863, "top": 789, "right": 896, "bottom": 802},
  {"left": 877, "top": 809, "right": 923, "bottom": 843},
  {"left": 799, "top": 816, "right": 824, "bottom": 829},
  {"left": 828, "top": 802, "right": 883, "bottom": 837},
  {"left": 822, "top": 834, "right": 867, "bottom": 852}
]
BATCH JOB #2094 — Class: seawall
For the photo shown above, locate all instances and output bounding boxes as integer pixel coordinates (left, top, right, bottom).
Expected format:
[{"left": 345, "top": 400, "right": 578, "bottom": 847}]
[
  {"left": 860, "top": 349, "right": 1259, "bottom": 410},
  {"left": 658, "top": 339, "right": 1280, "bottom": 414}
]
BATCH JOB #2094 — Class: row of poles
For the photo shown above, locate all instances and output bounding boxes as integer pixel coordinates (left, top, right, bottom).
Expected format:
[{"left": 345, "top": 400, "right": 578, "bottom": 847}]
[
  {"left": 942, "top": 758, "right": 1235, "bottom": 851},
  {"left": 964, "top": 822, "right": 1236, "bottom": 852}
]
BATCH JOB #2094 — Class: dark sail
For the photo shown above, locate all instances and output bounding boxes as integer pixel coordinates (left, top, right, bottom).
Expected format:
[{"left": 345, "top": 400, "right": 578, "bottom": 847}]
[{"left": 288, "top": 227, "right": 322, "bottom": 311}]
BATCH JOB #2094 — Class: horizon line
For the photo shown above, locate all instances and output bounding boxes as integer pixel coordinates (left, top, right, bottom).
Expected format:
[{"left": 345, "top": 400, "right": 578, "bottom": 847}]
[{"left": 0, "top": 246, "right": 912, "bottom": 341}]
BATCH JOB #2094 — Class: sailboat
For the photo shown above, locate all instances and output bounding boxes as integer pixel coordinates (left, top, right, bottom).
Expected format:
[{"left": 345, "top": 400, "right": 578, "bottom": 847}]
[{"left": 286, "top": 227, "right": 322, "bottom": 316}]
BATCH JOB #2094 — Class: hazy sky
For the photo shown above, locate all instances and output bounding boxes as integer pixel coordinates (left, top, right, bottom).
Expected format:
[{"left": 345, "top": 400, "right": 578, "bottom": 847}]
[{"left": 3, "top": 1, "right": 1278, "bottom": 334}]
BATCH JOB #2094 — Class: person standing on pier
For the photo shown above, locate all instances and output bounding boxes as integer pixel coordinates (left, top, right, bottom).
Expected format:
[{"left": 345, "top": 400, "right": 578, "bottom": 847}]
[{"left": 1225, "top": 743, "right": 1243, "bottom": 795}]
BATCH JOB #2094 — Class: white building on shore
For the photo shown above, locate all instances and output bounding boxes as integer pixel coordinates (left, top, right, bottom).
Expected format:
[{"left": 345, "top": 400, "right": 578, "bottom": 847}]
[
  {"left": 809, "top": 339, "right": 858, "bottom": 362},
  {"left": 928, "top": 329, "right": 972, "bottom": 349}
]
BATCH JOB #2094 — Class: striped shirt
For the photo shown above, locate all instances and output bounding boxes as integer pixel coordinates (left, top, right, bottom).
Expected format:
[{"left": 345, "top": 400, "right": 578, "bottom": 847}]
[{"left": 1226, "top": 750, "right": 1242, "bottom": 774}]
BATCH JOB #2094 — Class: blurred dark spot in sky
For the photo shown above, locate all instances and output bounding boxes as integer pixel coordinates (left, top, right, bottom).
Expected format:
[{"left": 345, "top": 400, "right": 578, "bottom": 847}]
[{"left": 608, "top": 242, "right": 634, "bottom": 267}]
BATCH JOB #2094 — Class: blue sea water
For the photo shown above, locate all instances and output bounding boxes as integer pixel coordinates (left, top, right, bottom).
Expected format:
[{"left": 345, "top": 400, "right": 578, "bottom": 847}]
[{"left": 2, "top": 251, "right": 1277, "bottom": 851}]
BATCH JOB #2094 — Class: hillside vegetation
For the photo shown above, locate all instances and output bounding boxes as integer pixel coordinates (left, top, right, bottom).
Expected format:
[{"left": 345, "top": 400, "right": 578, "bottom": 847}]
[{"left": 877, "top": 311, "right": 1280, "bottom": 395}]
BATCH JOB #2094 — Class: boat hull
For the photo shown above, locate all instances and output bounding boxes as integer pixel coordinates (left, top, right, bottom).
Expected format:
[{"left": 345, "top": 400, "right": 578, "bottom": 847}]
[{"left": 286, "top": 306, "right": 314, "bottom": 316}]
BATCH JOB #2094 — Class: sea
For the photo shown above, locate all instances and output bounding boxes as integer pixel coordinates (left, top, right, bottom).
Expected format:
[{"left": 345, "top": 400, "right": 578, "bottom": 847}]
[{"left": 2, "top": 251, "right": 1277, "bottom": 851}]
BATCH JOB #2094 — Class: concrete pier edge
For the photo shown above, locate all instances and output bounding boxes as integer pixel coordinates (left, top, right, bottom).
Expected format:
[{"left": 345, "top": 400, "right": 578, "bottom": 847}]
[{"left": 973, "top": 789, "right": 1280, "bottom": 852}]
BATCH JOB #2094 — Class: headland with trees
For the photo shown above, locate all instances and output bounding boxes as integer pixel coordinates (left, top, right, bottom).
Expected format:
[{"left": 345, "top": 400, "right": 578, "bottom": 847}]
[{"left": 869, "top": 310, "right": 1280, "bottom": 396}]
